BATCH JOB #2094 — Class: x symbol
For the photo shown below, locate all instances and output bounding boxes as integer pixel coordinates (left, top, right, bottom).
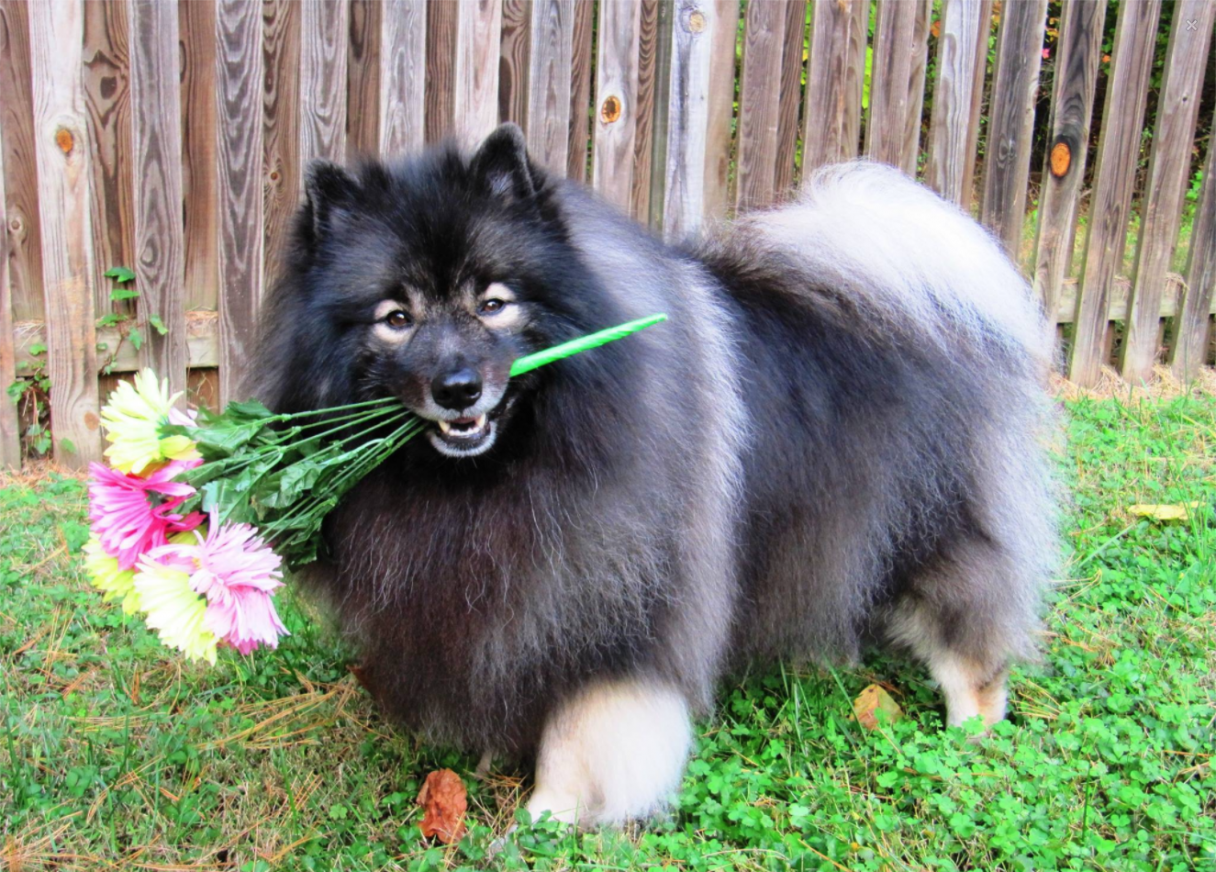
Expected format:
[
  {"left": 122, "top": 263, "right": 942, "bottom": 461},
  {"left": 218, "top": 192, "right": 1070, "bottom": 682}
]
[{"left": 1185, "top": 19, "right": 1198, "bottom": 31}]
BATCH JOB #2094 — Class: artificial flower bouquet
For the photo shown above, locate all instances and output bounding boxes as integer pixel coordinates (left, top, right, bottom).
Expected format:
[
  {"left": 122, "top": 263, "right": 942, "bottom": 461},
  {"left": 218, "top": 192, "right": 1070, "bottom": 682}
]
[{"left": 82, "top": 314, "right": 667, "bottom": 664}]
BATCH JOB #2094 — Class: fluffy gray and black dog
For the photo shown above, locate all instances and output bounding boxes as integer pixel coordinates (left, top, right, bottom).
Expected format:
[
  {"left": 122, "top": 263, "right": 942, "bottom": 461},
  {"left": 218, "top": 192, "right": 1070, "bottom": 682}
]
[{"left": 250, "top": 123, "right": 1055, "bottom": 827}]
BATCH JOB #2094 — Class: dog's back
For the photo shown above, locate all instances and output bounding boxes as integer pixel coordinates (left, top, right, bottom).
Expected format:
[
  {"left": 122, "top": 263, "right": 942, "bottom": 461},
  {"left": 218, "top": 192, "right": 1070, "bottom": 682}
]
[{"left": 698, "top": 162, "right": 1054, "bottom": 714}]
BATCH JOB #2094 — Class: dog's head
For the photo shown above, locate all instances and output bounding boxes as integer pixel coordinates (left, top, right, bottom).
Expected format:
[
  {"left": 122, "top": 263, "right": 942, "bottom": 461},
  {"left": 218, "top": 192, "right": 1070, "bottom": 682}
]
[{"left": 261, "top": 124, "right": 603, "bottom": 459}]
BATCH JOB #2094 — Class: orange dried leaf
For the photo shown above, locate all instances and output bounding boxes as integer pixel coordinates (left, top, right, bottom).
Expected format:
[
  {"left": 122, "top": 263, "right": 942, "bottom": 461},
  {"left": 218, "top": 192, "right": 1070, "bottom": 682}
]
[
  {"left": 417, "top": 768, "right": 467, "bottom": 844},
  {"left": 853, "top": 684, "right": 903, "bottom": 730}
]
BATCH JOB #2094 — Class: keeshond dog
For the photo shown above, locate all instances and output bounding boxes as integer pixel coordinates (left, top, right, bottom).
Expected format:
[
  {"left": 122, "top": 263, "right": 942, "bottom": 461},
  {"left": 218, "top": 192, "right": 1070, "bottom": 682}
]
[{"left": 251, "top": 123, "right": 1055, "bottom": 827}]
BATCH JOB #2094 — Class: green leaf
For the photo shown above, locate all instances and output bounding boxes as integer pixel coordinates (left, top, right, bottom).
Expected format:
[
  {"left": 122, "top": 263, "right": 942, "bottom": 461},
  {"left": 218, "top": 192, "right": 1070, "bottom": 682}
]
[
  {"left": 7, "top": 381, "right": 26, "bottom": 403},
  {"left": 110, "top": 287, "right": 140, "bottom": 301},
  {"left": 223, "top": 399, "right": 275, "bottom": 422},
  {"left": 252, "top": 461, "right": 323, "bottom": 510},
  {"left": 186, "top": 418, "right": 270, "bottom": 457},
  {"left": 28, "top": 343, "right": 46, "bottom": 357},
  {"left": 148, "top": 314, "right": 168, "bottom": 335},
  {"left": 199, "top": 480, "right": 257, "bottom": 525},
  {"left": 104, "top": 266, "right": 136, "bottom": 283},
  {"left": 59, "top": 438, "right": 77, "bottom": 455},
  {"left": 96, "top": 313, "right": 128, "bottom": 328},
  {"left": 129, "top": 329, "right": 143, "bottom": 351}
]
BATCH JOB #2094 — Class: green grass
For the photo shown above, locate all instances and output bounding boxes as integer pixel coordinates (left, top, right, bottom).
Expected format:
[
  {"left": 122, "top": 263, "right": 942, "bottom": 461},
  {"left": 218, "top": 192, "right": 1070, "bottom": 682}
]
[{"left": 3, "top": 395, "right": 1215, "bottom": 871}]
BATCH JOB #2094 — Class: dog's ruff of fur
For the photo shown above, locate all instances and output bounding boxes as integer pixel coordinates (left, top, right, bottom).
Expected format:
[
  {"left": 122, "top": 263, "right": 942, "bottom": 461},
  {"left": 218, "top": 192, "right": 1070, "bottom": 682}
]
[{"left": 250, "top": 125, "right": 1056, "bottom": 830}]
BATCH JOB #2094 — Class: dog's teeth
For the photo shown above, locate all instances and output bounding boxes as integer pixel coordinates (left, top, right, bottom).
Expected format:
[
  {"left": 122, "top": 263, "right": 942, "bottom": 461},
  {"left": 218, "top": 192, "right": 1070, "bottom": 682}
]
[
  {"left": 475, "top": 414, "right": 487, "bottom": 428},
  {"left": 438, "top": 420, "right": 452, "bottom": 434}
]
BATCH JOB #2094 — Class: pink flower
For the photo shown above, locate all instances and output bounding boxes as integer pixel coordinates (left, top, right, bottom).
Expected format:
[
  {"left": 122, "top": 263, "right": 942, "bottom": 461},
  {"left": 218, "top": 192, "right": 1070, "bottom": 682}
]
[
  {"left": 165, "top": 512, "right": 289, "bottom": 655},
  {"left": 1042, "top": 47, "right": 1050, "bottom": 59},
  {"left": 88, "top": 460, "right": 205, "bottom": 570}
]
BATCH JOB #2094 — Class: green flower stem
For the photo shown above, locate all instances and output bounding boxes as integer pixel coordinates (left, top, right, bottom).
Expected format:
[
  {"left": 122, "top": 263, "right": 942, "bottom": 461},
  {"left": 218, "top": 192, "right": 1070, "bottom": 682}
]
[
  {"left": 508, "top": 313, "right": 667, "bottom": 377},
  {"left": 274, "top": 406, "right": 409, "bottom": 451},
  {"left": 270, "top": 396, "right": 400, "bottom": 419}
]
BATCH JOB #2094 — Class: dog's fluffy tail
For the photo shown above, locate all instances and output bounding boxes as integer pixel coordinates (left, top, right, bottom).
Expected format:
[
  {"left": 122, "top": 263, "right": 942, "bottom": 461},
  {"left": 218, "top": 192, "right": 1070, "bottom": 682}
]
[{"left": 743, "top": 160, "right": 1051, "bottom": 367}]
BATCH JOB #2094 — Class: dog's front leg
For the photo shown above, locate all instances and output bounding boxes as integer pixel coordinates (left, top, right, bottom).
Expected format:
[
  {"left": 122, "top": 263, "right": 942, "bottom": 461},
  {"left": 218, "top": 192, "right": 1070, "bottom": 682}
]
[{"left": 525, "top": 676, "right": 692, "bottom": 828}]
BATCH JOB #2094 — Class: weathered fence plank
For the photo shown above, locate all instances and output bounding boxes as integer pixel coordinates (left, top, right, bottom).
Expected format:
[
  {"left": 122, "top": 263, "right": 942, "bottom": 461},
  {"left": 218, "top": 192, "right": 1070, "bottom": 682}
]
[
  {"left": 660, "top": 0, "right": 717, "bottom": 239},
  {"left": 773, "top": 0, "right": 807, "bottom": 196},
  {"left": 901, "top": 0, "right": 932, "bottom": 175},
  {"left": 30, "top": 0, "right": 101, "bottom": 465},
  {"left": 1030, "top": 0, "right": 1106, "bottom": 330},
  {"left": 180, "top": 0, "right": 218, "bottom": 313},
  {"left": 1068, "top": 0, "right": 1162, "bottom": 387},
  {"left": 378, "top": 0, "right": 426, "bottom": 157},
  {"left": 736, "top": 0, "right": 789, "bottom": 211},
  {"left": 926, "top": 0, "right": 987, "bottom": 205},
  {"left": 1120, "top": 0, "right": 1215, "bottom": 381},
  {"left": 702, "top": 0, "right": 741, "bottom": 219},
  {"left": 216, "top": 0, "right": 263, "bottom": 404},
  {"left": 565, "top": 0, "right": 594, "bottom": 181},
  {"left": 980, "top": 0, "right": 1047, "bottom": 258},
  {"left": 262, "top": 0, "right": 300, "bottom": 288},
  {"left": 0, "top": 0, "right": 44, "bottom": 323},
  {"left": 300, "top": 0, "right": 349, "bottom": 166},
  {"left": 500, "top": 0, "right": 530, "bottom": 127},
  {"left": 424, "top": 0, "right": 457, "bottom": 142},
  {"left": 82, "top": 0, "right": 133, "bottom": 315},
  {"left": 454, "top": 0, "right": 502, "bottom": 146},
  {"left": 959, "top": 0, "right": 993, "bottom": 202},
  {"left": 0, "top": 119, "right": 19, "bottom": 467},
  {"left": 526, "top": 0, "right": 575, "bottom": 175},
  {"left": 1171, "top": 105, "right": 1216, "bottom": 380},
  {"left": 802, "top": 0, "right": 868, "bottom": 177},
  {"left": 866, "top": 0, "right": 918, "bottom": 169},
  {"left": 130, "top": 0, "right": 187, "bottom": 395},
  {"left": 593, "top": 0, "right": 643, "bottom": 212},
  {"left": 630, "top": 0, "right": 661, "bottom": 222},
  {"left": 347, "top": 0, "right": 381, "bottom": 156}
]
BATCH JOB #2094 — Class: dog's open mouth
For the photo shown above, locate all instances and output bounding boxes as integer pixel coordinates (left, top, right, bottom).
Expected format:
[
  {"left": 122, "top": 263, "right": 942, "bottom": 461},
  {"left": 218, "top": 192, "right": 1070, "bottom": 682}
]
[{"left": 428, "top": 413, "right": 497, "bottom": 457}]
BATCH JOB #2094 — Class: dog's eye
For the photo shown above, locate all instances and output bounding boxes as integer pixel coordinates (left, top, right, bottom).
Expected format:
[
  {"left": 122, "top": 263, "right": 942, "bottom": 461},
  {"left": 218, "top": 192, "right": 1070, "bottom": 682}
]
[
  {"left": 384, "top": 309, "right": 412, "bottom": 329},
  {"left": 479, "top": 298, "right": 508, "bottom": 316}
]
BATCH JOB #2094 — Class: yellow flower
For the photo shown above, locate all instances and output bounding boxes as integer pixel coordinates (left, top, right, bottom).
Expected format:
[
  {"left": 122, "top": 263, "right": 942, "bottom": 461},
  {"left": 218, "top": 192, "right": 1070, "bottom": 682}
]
[
  {"left": 100, "top": 369, "right": 200, "bottom": 474},
  {"left": 133, "top": 550, "right": 217, "bottom": 665},
  {"left": 83, "top": 535, "right": 142, "bottom": 614}
]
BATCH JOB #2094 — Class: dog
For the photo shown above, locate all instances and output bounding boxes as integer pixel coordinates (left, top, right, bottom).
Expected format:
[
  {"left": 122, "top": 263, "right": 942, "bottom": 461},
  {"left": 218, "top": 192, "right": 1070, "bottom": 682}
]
[{"left": 249, "top": 123, "right": 1055, "bottom": 827}]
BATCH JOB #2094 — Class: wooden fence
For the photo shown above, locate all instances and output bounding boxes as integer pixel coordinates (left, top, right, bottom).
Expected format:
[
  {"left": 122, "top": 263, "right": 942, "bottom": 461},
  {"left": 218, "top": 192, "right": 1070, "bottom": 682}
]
[{"left": 2, "top": 0, "right": 1214, "bottom": 469}]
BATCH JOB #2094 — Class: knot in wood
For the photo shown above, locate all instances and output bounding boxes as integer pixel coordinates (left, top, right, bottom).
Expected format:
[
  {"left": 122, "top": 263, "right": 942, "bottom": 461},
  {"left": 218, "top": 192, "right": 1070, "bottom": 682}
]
[
  {"left": 1049, "top": 140, "right": 1071, "bottom": 178},
  {"left": 55, "top": 127, "right": 74, "bottom": 155},
  {"left": 600, "top": 95, "right": 622, "bottom": 124},
  {"left": 686, "top": 9, "right": 706, "bottom": 33}
]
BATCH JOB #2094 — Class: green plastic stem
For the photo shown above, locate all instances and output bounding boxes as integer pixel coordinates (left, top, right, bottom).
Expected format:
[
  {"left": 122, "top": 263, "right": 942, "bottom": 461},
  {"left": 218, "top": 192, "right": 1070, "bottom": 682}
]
[{"left": 508, "top": 313, "right": 667, "bottom": 377}]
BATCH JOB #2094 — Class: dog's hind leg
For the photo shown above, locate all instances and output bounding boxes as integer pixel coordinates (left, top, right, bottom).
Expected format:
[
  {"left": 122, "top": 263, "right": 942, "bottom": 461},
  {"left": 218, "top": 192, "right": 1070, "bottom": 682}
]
[
  {"left": 886, "top": 539, "right": 1037, "bottom": 732},
  {"left": 914, "top": 644, "right": 1009, "bottom": 729},
  {"left": 525, "top": 676, "right": 691, "bottom": 828}
]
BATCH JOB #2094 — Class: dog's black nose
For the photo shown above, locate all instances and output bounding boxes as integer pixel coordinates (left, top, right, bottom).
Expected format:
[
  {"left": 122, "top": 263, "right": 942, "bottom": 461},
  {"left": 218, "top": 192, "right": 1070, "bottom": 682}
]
[{"left": 432, "top": 368, "right": 483, "bottom": 410}]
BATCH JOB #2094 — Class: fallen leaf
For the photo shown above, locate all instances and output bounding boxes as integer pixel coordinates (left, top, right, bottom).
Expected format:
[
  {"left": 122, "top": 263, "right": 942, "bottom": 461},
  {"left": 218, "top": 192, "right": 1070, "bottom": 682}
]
[
  {"left": 417, "top": 769, "right": 467, "bottom": 844},
  {"left": 853, "top": 684, "right": 902, "bottom": 730},
  {"left": 1127, "top": 503, "right": 1200, "bottom": 523}
]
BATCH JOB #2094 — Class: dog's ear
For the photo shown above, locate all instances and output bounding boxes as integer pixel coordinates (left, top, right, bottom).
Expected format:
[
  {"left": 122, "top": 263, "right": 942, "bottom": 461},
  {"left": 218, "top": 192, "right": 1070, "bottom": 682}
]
[
  {"left": 303, "top": 159, "right": 359, "bottom": 239},
  {"left": 470, "top": 123, "right": 538, "bottom": 205}
]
